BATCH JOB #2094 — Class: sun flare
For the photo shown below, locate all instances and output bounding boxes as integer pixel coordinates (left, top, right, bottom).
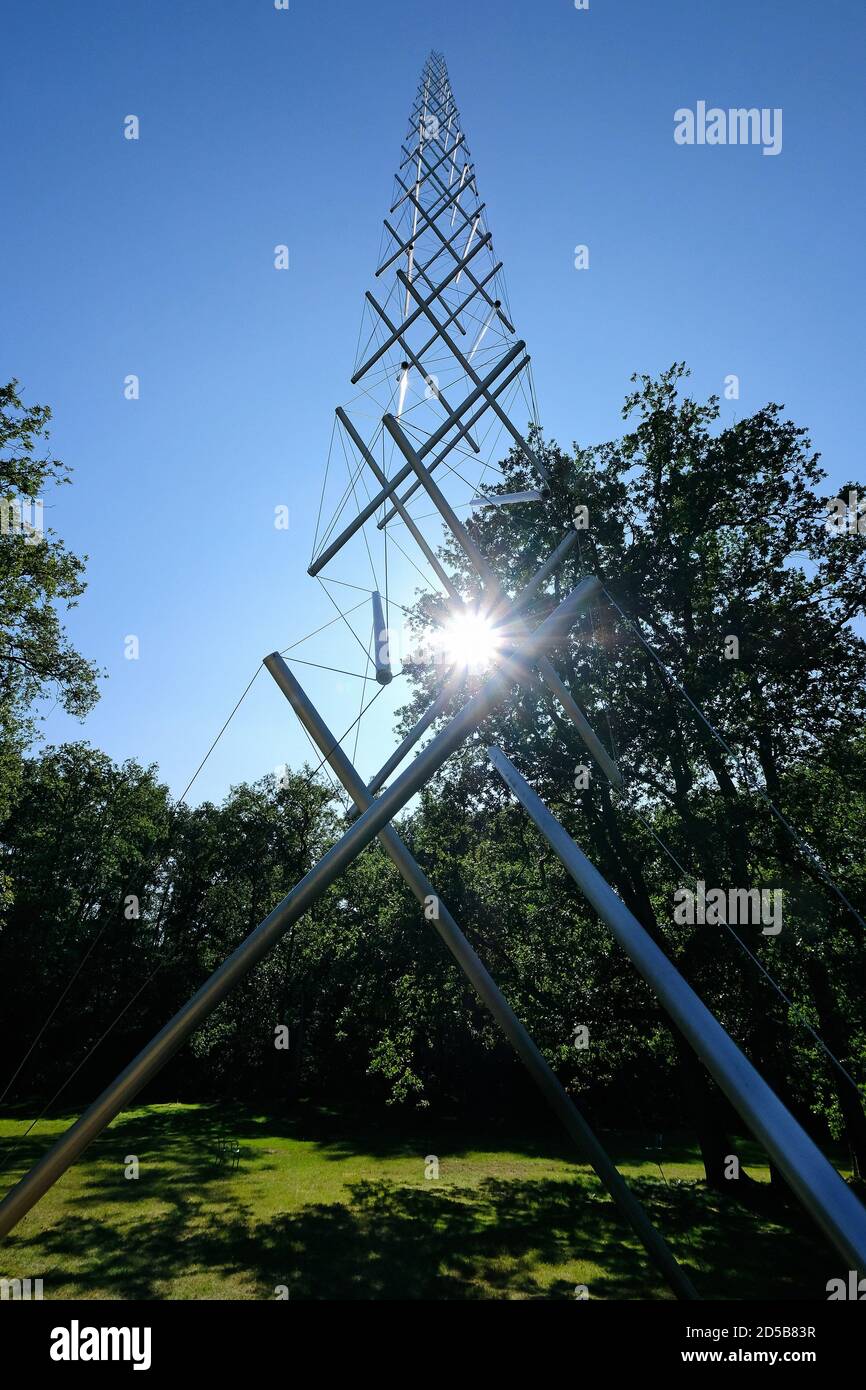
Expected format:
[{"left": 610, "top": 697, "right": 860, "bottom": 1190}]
[{"left": 439, "top": 609, "right": 501, "bottom": 673}]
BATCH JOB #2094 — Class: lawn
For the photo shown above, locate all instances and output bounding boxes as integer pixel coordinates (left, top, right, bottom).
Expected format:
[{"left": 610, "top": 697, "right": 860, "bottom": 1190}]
[{"left": 0, "top": 1102, "right": 848, "bottom": 1300}]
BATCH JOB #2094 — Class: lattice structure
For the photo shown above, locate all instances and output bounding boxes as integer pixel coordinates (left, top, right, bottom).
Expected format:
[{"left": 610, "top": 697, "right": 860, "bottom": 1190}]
[
  {"left": 3, "top": 52, "right": 866, "bottom": 1300},
  {"left": 312, "top": 50, "right": 541, "bottom": 588},
  {"left": 290, "top": 51, "right": 551, "bottom": 745},
  {"left": 288, "top": 51, "right": 619, "bottom": 791}
]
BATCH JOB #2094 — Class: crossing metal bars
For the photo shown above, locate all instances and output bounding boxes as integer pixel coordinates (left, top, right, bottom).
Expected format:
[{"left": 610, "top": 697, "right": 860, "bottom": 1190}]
[
  {"left": 488, "top": 746, "right": 866, "bottom": 1276},
  {"left": 0, "top": 575, "right": 601, "bottom": 1241},
  {"left": 264, "top": 653, "right": 697, "bottom": 1299}
]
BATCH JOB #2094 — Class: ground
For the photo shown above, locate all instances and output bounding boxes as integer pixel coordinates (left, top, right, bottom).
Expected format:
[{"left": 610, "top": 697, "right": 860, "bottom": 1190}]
[{"left": 0, "top": 1102, "right": 848, "bottom": 1300}]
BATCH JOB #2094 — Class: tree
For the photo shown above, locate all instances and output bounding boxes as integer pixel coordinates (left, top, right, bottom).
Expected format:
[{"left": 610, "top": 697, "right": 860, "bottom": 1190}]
[
  {"left": 0, "top": 742, "right": 172, "bottom": 1102},
  {"left": 0, "top": 749, "right": 343, "bottom": 1107},
  {"left": 396, "top": 365, "right": 866, "bottom": 1185},
  {"left": 0, "top": 380, "right": 101, "bottom": 822},
  {"left": 163, "top": 769, "right": 340, "bottom": 1100}
]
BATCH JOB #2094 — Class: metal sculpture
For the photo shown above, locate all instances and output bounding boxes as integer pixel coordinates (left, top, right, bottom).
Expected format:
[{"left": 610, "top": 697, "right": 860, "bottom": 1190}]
[{"left": 3, "top": 52, "right": 864, "bottom": 1300}]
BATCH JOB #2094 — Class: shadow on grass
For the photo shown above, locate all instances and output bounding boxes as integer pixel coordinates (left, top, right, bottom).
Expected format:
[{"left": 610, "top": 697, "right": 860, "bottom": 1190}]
[
  {"left": 3, "top": 1099, "right": 850, "bottom": 1175},
  {"left": 3, "top": 1174, "right": 661, "bottom": 1300},
  {"left": 5, "top": 1099, "right": 686, "bottom": 1173},
  {"left": 0, "top": 1105, "right": 254, "bottom": 1197},
  {"left": 0, "top": 1105, "right": 845, "bottom": 1301},
  {"left": 3, "top": 1170, "right": 840, "bottom": 1301}
]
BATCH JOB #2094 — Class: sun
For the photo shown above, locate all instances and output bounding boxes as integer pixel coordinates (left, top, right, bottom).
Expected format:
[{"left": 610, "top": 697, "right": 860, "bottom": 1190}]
[{"left": 438, "top": 608, "right": 501, "bottom": 673}]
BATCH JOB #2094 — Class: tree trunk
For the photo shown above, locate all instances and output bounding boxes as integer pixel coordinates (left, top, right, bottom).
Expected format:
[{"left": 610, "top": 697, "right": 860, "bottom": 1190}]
[{"left": 803, "top": 956, "right": 866, "bottom": 1179}]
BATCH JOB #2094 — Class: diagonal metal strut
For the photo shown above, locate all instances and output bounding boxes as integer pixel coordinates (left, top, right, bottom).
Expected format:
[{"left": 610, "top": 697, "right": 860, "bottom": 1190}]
[
  {"left": 263, "top": 653, "right": 697, "bottom": 1300},
  {"left": 489, "top": 746, "right": 866, "bottom": 1279},
  {"left": 0, "top": 575, "right": 601, "bottom": 1241}
]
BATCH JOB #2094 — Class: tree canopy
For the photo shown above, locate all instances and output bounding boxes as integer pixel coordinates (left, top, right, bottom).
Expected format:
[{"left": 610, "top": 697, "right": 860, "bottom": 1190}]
[
  {"left": 0, "top": 380, "right": 100, "bottom": 822},
  {"left": 2, "top": 368, "right": 864, "bottom": 1196}
]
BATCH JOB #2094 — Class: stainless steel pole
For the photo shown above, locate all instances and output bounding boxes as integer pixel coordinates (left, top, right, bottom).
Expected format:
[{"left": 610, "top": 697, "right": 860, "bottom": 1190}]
[
  {"left": 366, "top": 672, "right": 464, "bottom": 796},
  {"left": 355, "top": 243, "right": 496, "bottom": 380},
  {"left": 308, "top": 341, "right": 527, "bottom": 576},
  {"left": 397, "top": 270, "right": 537, "bottom": 469},
  {"left": 264, "top": 653, "right": 698, "bottom": 1299},
  {"left": 378, "top": 353, "right": 531, "bottom": 526},
  {"left": 382, "top": 413, "right": 622, "bottom": 789},
  {"left": 370, "top": 591, "right": 393, "bottom": 685},
  {"left": 0, "top": 576, "right": 599, "bottom": 1241},
  {"left": 395, "top": 190, "right": 514, "bottom": 333},
  {"left": 365, "top": 290, "right": 479, "bottom": 452},
  {"left": 488, "top": 745, "right": 866, "bottom": 1276},
  {"left": 334, "top": 408, "right": 460, "bottom": 600},
  {"left": 364, "top": 529, "right": 579, "bottom": 796},
  {"left": 374, "top": 207, "right": 478, "bottom": 278}
]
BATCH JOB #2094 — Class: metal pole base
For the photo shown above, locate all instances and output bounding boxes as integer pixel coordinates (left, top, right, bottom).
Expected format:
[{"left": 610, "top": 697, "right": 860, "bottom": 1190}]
[{"left": 489, "top": 745, "right": 866, "bottom": 1278}]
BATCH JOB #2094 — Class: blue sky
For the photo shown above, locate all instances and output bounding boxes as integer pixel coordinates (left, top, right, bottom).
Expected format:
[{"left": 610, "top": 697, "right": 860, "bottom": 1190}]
[{"left": 3, "top": 0, "right": 864, "bottom": 805}]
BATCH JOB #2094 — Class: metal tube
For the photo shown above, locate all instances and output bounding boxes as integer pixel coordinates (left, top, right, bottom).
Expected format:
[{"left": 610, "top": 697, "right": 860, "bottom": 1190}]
[
  {"left": 399, "top": 130, "right": 463, "bottom": 178},
  {"left": 264, "top": 655, "right": 698, "bottom": 1300},
  {"left": 469, "top": 490, "right": 543, "bottom": 507},
  {"left": 308, "top": 341, "right": 527, "bottom": 577},
  {"left": 392, "top": 136, "right": 463, "bottom": 210},
  {"left": 375, "top": 201, "right": 480, "bottom": 278},
  {"left": 488, "top": 746, "right": 866, "bottom": 1276},
  {"left": 366, "top": 672, "right": 464, "bottom": 796},
  {"left": 383, "top": 412, "right": 499, "bottom": 585},
  {"left": 384, "top": 175, "right": 469, "bottom": 256},
  {"left": 401, "top": 257, "right": 469, "bottom": 341},
  {"left": 412, "top": 258, "right": 499, "bottom": 363},
  {"left": 532, "top": 656, "right": 622, "bottom": 790},
  {"left": 450, "top": 164, "right": 469, "bottom": 227},
  {"left": 371, "top": 591, "right": 392, "bottom": 685},
  {"left": 360, "top": 234, "right": 492, "bottom": 378},
  {"left": 364, "top": 528, "right": 580, "bottom": 796},
  {"left": 394, "top": 168, "right": 480, "bottom": 246},
  {"left": 397, "top": 270, "right": 540, "bottom": 476},
  {"left": 334, "top": 408, "right": 460, "bottom": 600},
  {"left": 514, "top": 526, "right": 579, "bottom": 605},
  {"left": 0, "top": 575, "right": 599, "bottom": 1240},
  {"left": 378, "top": 353, "right": 530, "bottom": 526},
  {"left": 383, "top": 414, "right": 621, "bottom": 788},
  {"left": 395, "top": 166, "right": 471, "bottom": 244},
  {"left": 365, "top": 290, "right": 479, "bottom": 451},
  {"left": 415, "top": 220, "right": 490, "bottom": 285},
  {"left": 398, "top": 184, "right": 514, "bottom": 331},
  {"left": 455, "top": 212, "right": 481, "bottom": 287},
  {"left": 393, "top": 144, "right": 466, "bottom": 214}
]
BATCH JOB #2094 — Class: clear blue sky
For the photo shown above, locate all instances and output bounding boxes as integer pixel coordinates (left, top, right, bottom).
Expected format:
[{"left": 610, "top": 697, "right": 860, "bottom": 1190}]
[{"left": 3, "top": 0, "right": 864, "bottom": 805}]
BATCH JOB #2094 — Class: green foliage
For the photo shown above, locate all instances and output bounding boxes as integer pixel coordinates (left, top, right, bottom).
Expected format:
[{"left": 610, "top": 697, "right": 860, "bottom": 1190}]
[
  {"left": 0, "top": 381, "right": 101, "bottom": 821},
  {"left": 391, "top": 364, "right": 866, "bottom": 1163},
  {"left": 1, "top": 370, "right": 863, "bottom": 1190}
]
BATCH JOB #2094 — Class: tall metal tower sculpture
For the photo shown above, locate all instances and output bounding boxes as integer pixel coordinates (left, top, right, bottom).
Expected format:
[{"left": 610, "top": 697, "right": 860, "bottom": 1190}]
[{"left": 2, "top": 53, "right": 865, "bottom": 1297}]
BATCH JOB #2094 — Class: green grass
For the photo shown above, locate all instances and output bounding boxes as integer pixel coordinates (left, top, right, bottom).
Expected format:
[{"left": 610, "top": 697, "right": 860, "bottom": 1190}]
[{"left": 0, "top": 1102, "right": 848, "bottom": 1300}]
